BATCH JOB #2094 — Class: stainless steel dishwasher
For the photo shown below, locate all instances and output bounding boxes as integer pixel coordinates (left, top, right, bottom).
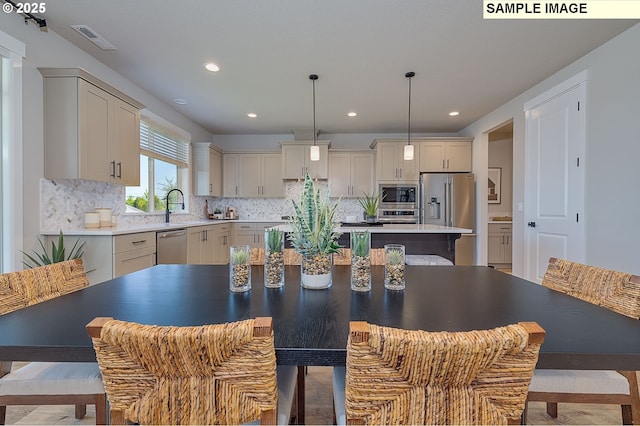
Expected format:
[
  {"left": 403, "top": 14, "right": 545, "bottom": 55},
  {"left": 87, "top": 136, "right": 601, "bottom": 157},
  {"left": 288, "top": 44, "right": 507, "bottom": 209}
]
[{"left": 156, "top": 229, "right": 187, "bottom": 264}]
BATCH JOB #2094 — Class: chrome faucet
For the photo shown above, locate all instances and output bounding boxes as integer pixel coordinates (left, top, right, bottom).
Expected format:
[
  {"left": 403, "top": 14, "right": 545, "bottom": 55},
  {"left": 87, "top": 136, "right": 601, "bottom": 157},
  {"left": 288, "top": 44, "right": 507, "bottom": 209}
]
[{"left": 165, "top": 188, "right": 185, "bottom": 223}]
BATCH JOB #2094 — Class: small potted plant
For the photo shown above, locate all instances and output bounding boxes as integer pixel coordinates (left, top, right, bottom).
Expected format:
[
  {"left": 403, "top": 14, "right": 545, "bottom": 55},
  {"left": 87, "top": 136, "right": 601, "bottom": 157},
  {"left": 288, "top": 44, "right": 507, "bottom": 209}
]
[
  {"left": 289, "top": 172, "right": 341, "bottom": 289},
  {"left": 229, "top": 245, "right": 251, "bottom": 292},
  {"left": 358, "top": 192, "right": 381, "bottom": 224},
  {"left": 384, "top": 244, "right": 405, "bottom": 290},
  {"left": 213, "top": 208, "right": 223, "bottom": 220},
  {"left": 264, "top": 228, "right": 285, "bottom": 288},
  {"left": 350, "top": 231, "right": 371, "bottom": 291}
]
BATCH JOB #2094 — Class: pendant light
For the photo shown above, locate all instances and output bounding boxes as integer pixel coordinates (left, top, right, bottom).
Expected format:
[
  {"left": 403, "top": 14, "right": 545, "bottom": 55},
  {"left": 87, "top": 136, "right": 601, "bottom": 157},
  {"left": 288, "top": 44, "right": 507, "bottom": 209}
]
[
  {"left": 404, "top": 71, "right": 415, "bottom": 161},
  {"left": 309, "top": 74, "right": 320, "bottom": 161}
]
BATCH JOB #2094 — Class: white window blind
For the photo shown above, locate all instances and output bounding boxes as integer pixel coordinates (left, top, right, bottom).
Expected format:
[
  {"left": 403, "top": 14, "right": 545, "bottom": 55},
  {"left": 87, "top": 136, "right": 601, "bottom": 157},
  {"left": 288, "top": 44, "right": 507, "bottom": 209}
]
[{"left": 140, "top": 119, "right": 189, "bottom": 167}]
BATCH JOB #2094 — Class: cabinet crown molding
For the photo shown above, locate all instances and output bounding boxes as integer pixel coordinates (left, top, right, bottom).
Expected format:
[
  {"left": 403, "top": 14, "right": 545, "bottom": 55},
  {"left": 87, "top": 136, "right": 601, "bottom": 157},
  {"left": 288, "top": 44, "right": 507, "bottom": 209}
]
[{"left": 39, "top": 67, "right": 144, "bottom": 109}]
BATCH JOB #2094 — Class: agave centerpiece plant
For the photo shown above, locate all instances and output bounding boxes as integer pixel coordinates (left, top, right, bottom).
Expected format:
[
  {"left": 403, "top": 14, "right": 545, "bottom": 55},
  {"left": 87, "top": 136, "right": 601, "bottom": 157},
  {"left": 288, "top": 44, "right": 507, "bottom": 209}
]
[
  {"left": 289, "top": 172, "right": 341, "bottom": 289},
  {"left": 264, "top": 228, "right": 285, "bottom": 288}
]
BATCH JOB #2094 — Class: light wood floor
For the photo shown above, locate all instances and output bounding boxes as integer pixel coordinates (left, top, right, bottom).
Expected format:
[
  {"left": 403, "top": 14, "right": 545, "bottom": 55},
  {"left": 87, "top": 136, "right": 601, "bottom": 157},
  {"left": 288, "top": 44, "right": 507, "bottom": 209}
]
[{"left": 4, "top": 366, "right": 626, "bottom": 425}]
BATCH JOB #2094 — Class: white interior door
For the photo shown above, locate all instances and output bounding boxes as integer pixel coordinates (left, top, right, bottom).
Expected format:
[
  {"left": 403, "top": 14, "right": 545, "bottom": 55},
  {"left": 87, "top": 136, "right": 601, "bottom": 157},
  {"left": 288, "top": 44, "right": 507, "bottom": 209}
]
[{"left": 524, "top": 74, "right": 586, "bottom": 283}]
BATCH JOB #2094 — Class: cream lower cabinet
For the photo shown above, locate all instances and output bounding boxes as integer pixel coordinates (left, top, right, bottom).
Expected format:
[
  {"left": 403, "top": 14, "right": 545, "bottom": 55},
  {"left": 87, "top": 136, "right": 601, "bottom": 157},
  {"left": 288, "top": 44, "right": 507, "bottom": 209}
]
[
  {"left": 44, "top": 231, "right": 155, "bottom": 285},
  {"left": 231, "top": 222, "right": 282, "bottom": 249},
  {"left": 223, "top": 153, "right": 283, "bottom": 198},
  {"left": 488, "top": 223, "right": 512, "bottom": 266},
  {"left": 39, "top": 68, "right": 143, "bottom": 185},
  {"left": 187, "top": 223, "right": 230, "bottom": 264},
  {"left": 113, "top": 232, "right": 156, "bottom": 277},
  {"left": 328, "top": 151, "right": 374, "bottom": 198}
]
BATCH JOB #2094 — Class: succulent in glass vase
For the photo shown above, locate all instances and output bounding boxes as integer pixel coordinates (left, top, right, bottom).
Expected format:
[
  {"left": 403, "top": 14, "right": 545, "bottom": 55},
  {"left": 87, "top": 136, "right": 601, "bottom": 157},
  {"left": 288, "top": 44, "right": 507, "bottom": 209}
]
[
  {"left": 229, "top": 245, "right": 251, "bottom": 292},
  {"left": 384, "top": 244, "right": 405, "bottom": 290},
  {"left": 350, "top": 231, "right": 371, "bottom": 291},
  {"left": 264, "top": 228, "right": 285, "bottom": 288},
  {"left": 289, "top": 172, "right": 341, "bottom": 289}
]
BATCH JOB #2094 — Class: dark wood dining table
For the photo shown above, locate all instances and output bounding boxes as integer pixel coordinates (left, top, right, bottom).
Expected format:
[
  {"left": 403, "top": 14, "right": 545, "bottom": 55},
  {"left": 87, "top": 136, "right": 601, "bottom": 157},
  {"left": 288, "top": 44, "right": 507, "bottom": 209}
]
[{"left": 2, "top": 264, "right": 640, "bottom": 422}]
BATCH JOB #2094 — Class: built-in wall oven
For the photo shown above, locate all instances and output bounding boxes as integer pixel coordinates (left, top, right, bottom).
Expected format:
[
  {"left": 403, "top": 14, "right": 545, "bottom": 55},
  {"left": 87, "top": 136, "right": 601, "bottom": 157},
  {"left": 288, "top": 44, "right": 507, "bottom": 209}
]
[{"left": 378, "top": 184, "right": 418, "bottom": 224}]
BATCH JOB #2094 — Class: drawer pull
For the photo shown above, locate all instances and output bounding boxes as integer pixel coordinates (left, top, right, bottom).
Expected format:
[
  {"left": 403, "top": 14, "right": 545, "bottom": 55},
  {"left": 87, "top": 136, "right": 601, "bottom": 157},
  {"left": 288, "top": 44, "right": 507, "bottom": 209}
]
[{"left": 131, "top": 240, "right": 147, "bottom": 245}]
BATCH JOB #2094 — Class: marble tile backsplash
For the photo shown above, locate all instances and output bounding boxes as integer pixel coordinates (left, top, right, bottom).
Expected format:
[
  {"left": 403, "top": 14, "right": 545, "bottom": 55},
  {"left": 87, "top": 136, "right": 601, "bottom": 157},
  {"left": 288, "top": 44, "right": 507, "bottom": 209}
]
[{"left": 40, "top": 178, "right": 364, "bottom": 232}]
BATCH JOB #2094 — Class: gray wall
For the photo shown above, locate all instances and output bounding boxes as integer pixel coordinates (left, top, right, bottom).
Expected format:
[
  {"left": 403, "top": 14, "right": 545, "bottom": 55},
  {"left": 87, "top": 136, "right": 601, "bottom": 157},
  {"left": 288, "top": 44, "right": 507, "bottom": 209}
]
[{"left": 461, "top": 23, "right": 640, "bottom": 276}]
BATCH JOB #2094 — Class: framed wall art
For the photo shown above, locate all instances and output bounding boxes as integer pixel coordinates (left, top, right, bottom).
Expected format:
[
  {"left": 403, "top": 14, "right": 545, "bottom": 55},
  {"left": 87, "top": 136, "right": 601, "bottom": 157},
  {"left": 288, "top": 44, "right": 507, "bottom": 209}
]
[{"left": 488, "top": 167, "right": 501, "bottom": 204}]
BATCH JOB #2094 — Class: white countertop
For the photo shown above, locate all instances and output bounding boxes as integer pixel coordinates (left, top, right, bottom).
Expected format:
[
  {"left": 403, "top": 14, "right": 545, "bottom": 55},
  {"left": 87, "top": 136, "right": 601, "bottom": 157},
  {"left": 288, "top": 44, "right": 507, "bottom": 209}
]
[
  {"left": 274, "top": 223, "right": 472, "bottom": 234},
  {"left": 41, "top": 219, "right": 286, "bottom": 236}
]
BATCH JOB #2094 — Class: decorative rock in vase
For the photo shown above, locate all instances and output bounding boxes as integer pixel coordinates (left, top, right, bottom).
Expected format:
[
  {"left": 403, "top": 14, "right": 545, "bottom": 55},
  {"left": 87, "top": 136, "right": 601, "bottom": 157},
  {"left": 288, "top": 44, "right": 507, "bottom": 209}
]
[
  {"left": 229, "top": 245, "right": 251, "bottom": 292},
  {"left": 264, "top": 228, "right": 285, "bottom": 288},
  {"left": 350, "top": 231, "right": 371, "bottom": 291},
  {"left": 384, "top": 244, "right": 405, "bottom": 290}
]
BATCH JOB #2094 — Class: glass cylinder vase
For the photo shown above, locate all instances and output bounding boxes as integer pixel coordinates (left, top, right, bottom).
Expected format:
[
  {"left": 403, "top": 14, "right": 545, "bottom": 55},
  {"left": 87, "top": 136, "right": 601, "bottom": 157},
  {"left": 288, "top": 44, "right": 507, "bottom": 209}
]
[
  {"left": 230, "top": 245, "right": 251, "bottom": 292},
  {"left": 384, "top": 244, "right": 405, "bottom": 290},
  {"left": 301, "top": 253, "right": 332, "bottom": 289},
  {"left": 350, "top": 231, "right": 371, "bottom": 291},
  {"left": 264, "top": 229, "right": 285, "bottom": 288}
]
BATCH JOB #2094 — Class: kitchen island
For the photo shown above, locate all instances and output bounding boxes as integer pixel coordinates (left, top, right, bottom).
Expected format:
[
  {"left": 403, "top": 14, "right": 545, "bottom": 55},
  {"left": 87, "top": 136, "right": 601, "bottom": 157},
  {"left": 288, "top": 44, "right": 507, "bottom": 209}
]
[{"left": 275, "top": 223, "right": 472, "bottom": 264}]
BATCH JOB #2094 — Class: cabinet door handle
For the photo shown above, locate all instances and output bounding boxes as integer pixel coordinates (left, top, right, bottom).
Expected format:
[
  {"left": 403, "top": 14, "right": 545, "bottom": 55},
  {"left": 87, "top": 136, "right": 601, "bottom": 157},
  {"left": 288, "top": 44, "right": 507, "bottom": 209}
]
[
  {"left": 399, "top": 168, "right": 402, "bottom": 178},
  {"left": 447, "top": 159, "right": 450, "bottom": 169},
  {"left": 443, "top": 159, "right": 445, "bottom": 170},
  {"left": 117, "top": 162, "right": 122, "bottom": 178},
  {"left": 110, "top": 161, "right": 116, "bottom": 178},
  {"left": 209, "top": 184, "right": 212, "bottom": 194}
]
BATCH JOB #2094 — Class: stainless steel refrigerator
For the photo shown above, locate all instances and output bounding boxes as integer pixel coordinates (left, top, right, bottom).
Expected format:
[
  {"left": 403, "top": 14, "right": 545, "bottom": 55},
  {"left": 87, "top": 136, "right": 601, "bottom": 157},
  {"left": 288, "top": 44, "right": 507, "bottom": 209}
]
[{"left": 419, "top": 173, "right": 475, "bottom": 265}]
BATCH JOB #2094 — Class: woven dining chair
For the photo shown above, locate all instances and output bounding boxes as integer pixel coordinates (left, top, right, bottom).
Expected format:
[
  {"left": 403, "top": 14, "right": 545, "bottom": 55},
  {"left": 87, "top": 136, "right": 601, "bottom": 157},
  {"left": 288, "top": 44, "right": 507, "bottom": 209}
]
[
  {"left": 86, "top": 316, "right": 297, "bottom": 425},
  {"left": 0, "top": 259, "right": 106, "bottom": 425},
  {"left": 527, "top": 257, "right": 640, "bottom": 425},
  {"left": 333, "top": 322, "right": 545, "bottom": 425},
  {"left": 333, "top": 248, "right": 351, "bottom": 265},
  {"left": 283, "top": 248, "right": 302, "bottom": 265},
  {"left": 333, "top": 320, "right": 545, "bottom": 425},
  {"left": 251, "top": 247, "right": 265, "bottom": 265},
  {"left": 369, "top": 248, "right": 385, "bottom": 265}
]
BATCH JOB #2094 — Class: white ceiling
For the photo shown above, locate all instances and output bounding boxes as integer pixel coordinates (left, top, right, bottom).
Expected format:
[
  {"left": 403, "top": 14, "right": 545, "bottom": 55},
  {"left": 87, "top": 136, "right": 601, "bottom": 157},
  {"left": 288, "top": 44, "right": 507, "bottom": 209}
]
[{"left": 37, "top": 1, "right": 636, "bottom": 135}]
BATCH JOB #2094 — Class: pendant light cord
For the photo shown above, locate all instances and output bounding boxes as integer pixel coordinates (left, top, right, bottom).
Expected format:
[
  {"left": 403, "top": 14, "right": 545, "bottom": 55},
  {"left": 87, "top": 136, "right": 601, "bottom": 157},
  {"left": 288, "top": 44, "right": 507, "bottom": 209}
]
[
  {"left": 406, "top": 71, "right": 414, "bottom": 147},
  {"left": 310, "top": 74, "right": 318, "bottom": 146}
]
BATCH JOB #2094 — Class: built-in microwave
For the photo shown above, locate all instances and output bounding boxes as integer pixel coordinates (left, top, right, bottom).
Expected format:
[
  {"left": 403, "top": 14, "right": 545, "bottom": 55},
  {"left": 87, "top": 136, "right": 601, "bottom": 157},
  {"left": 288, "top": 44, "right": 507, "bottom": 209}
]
[{"left": 379, "top": 184, "right": 417, "bottom": 209}]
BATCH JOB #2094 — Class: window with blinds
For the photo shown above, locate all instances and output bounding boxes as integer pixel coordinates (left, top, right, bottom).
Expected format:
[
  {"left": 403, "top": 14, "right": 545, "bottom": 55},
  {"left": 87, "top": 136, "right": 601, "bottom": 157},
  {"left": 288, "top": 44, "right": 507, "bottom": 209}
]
[
  {"left": 126, "top": 117, "right": 190, "bottom": 214},
  {"left": 140, "top": 120, "right": 189, "bottom": 167}
]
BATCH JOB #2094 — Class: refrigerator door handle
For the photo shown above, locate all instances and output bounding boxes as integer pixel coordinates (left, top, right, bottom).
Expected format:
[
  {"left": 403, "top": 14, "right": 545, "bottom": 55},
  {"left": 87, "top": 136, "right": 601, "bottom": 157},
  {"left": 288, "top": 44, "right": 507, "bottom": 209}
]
[{"left": 444, "top": 179, "right": 449, "bottom": 227}]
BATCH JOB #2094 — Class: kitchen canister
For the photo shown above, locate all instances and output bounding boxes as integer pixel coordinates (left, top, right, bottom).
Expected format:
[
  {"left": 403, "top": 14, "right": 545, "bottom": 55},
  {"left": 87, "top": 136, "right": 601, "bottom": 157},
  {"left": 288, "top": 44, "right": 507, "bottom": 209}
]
[
  {"left": 84, "top": 212, "right": 100, "bottom": 229},
  {"left": 95, "top": 208, "right": 112, "bottom": 227}
]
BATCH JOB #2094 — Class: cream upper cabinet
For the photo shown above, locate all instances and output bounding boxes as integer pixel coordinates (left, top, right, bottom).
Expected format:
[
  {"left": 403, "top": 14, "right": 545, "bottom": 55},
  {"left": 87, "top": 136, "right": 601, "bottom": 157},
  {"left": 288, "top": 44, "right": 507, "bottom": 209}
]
[
  {"left": 418, "top": 138, "right": 473, "bottom": 173},
  {"left": 39, "top": 68, "right": 143, "bottom": 186},
  {"left": 328, "top": 151, "right": 374, "bottom": 198},
  {"left": 223, "top": 153, "right": 284, "bottom": 198},
  {"left": 371, "top": 140, "right": 419, "bottom": 182},
  {"left": 192, "top": 143, "right": 222, "bottom": 196},
  {"left": 281, "top": 142, "right": 329, "bottom": 179}
]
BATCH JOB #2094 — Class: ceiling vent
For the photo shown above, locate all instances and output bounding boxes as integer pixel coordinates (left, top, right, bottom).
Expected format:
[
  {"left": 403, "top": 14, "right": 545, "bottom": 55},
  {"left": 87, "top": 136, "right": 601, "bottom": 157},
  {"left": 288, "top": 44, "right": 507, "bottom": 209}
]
[{"left": 70, "top": 25, "right": 117, "bottom": 51}]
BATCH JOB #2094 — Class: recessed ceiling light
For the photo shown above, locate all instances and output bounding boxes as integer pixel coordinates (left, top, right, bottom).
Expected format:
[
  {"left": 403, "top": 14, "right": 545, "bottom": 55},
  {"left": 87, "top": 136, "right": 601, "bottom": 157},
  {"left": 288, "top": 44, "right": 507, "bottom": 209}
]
[
  {"left": 449, "top": 111, "right": 460, "bottom": 117},
  {"left": 247, "top": 113, "right": 258, "bottom": 118},
  {"left": 174, "top": 98, "right": 188, "bottom": 105},
  {"left": 204, "top": 62, "right": 220, "bottom": 72},
  {"left": 347, "top": 112, "right": 358, "bottom": 117}
]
